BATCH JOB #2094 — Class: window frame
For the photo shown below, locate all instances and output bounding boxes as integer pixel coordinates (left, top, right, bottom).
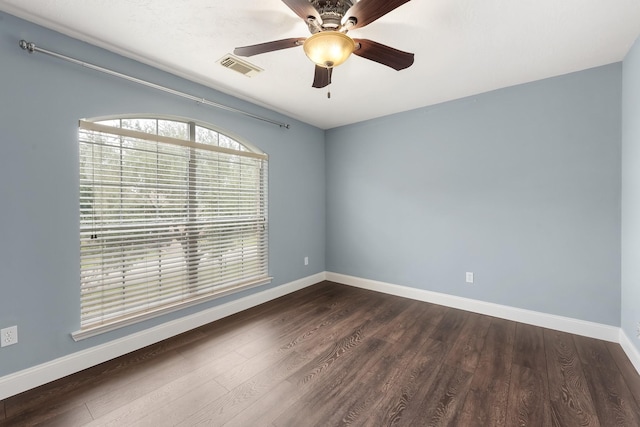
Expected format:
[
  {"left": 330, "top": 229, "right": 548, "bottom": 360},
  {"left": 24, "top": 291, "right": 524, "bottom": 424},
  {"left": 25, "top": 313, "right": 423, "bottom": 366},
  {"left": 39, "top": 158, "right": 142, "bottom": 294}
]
[{"left": 73, "top": 115, "right": 270, "bottom": 340}]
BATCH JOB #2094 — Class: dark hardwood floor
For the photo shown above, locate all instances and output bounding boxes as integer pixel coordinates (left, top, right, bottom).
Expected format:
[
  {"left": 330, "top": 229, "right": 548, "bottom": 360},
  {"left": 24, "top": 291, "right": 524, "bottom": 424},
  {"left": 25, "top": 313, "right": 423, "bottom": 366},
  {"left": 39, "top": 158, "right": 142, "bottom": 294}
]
[{"left": 2, "top": 281, "right": 640, "bottom": 426}]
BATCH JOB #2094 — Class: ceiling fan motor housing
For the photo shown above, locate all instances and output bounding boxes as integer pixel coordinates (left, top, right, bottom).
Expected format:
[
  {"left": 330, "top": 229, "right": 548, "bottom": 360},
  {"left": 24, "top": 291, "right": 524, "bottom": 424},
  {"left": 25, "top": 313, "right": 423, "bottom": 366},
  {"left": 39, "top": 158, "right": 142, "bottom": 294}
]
[{"left": 310, "top": 0, "right": 356, "bottom": 31}]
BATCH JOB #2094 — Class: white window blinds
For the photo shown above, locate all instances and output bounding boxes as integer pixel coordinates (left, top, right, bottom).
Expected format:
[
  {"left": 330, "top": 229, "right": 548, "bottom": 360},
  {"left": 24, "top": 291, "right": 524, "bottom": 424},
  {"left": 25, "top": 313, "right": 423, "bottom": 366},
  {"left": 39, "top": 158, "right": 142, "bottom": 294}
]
[{"left": 76, "top": 119, "right": 269, "bottom": 338}]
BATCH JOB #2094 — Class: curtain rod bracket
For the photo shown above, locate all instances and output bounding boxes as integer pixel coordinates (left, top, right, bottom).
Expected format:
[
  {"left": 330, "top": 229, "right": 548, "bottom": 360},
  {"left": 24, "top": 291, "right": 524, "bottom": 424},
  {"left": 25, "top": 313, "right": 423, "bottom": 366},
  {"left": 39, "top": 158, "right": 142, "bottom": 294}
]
[
  {"left": 17, "top": 39, "right": 291, "bottom": 129},
  {"left": 19, "top": 39, "right": 35, "bottom": 53}
]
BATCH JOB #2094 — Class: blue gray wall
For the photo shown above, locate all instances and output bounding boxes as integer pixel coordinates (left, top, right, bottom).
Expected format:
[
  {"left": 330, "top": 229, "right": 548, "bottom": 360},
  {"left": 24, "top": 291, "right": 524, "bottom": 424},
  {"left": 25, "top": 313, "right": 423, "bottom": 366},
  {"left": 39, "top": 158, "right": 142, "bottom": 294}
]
[
  {"left": 326, "top": 64, "right": 622, "bottom": 326},
  {"left": 622, "top": 37, "right": 640, "bottom": 352},
  {"left": 0, "top": 9, "right": 633, "bottom": 381},
  {"left": 0, "top": 13, "right": 326, "bottom": 376}
]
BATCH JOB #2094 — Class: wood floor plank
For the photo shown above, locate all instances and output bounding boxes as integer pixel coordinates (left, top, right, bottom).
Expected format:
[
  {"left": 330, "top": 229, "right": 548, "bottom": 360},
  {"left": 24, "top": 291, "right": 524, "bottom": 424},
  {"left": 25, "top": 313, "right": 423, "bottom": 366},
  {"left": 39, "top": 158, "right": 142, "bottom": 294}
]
[
  {"left": 4, "top": 281, "right": 640, "bottom": 427},
  {"left": 182, "top": 285, "right": 380, "bottom": 371},
  {"left": 272, "top": 297, "right": 415, "bottom": 425},
  {"left": 37, "top": 404, "right": 94, "bottom": 427},
  {"left": 190, "top": 283, "right": 347, "bottom": 350},
  {"left": 544, "top": 329, "right": 600, "bottom": 427},
  {"left": 406, "top": 363, "right": 474, "bottom": 426},
  {"left": 359, "top": 339, "right": 449, "bottom": 426},
  {"left": 124, "top": 377, "right": 227, "bottom": 427},
  {"left": 430, "top": 308, "right": 470, "bottom": 346},
  {"left": 232, "top": 284, "right": 382, "bottom": 360},
  {"left": 328, "top": 350, "right": 414, "bottom": 426},
  {"left": 87, "top": 350, "right": 242, "bottom": 423},
  {"left": 513, "top": 322, "right": 547, "bottom": 372},
  {"left": 574, "top": 336, "right": 640, "bottom": 426},
  {"left": 205, "top": 295, "right": 404, "bottom": 426},
  {"left": 214, "top": 344, "right": 298, "bottom": 392},
  {"left": 315, "top": 306, "right": 459, "bottom": 425},
  {"left": 84, "top": 350, "right": 194, "bottom": 418},
  {"left": 356, "top": 296, "right": 459, "bottom": 427},
  {"left": 215, "top": 288, "right": 382, "bottom": 391},
  {"left": 175, "top": 349, "right": 316, "bottom": 426},
  {"left": 4, "top": 328, "right": 207, "bottom": 421},
  {"left": 458, "top": 318, "right": 516, "bottom": 426},
  {"left": 86, "top": 353, "right": 236, "bottom": 426},
  {"left": 509, "top": 320, "right": 551, "bottom": 426},
  {"left": 286, "top": 295, "right": 411, "bottom": 388},
  {"left": 581, "top": 361, "right": 640, "bottom": 426},
  {"left": 177, "top": 294, "right": 391, "bottom": 426},
  {"left": 444, "top": 312, "right": 492, "bottom": 373},
  {"left": 289, "top": 320, "right": 377, "bottom": 390},
  {"left": 2, "top": 403, "right": 93, "bottom": 427},
  {"left": 175, "top": 321, "right": 266, "bottom": 370},
  {"left": 388, "top": 302, "right": 449, "bottom": 348},
  {"left": 273, "top": 337, "right": 391, "bottom": 426},
  {"left": 222, "top": 379, "right": 297, "bottom": 427},
  {"left": 380, "top": 301, "right": 449, "bottom": 348},
  {"left": 375, "top": 299, "right": 432, "bottom": 343},
  {"left": 606, "top": 341, "right": 640, "bottom": 408},
  {"left": 573, "top": 334, "right": 618, "bottom": 371},
  {"left": 202, "top": 281, "right": 347, "bottom": 331},
  {"left": 506, "top": 364, "right": 552, "bottom": 426}
]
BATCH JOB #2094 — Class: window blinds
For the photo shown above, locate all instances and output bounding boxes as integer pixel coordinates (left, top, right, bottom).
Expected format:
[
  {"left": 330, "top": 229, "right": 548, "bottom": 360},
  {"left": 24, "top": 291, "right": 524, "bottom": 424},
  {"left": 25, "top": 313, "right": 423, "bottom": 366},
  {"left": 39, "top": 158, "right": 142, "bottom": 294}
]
[{"left": 76, "top": 120, "right": 269, "bottom": 338}]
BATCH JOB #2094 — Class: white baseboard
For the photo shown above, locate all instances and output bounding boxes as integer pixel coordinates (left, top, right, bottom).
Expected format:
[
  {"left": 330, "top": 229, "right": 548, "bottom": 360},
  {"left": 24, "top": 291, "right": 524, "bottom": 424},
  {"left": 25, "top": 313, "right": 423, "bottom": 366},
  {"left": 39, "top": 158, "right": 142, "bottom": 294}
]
[
  {"left": 0, "top": 272, "right": 325, "bottom": 401},
  {"left": 3, "top": 271, "right": 637, "bottom": 401},
  {"left": 620, "top": 330, "right": 640, "bottom": 375},
  {"left": 326, "top": 272, "right": 621, "bottom": 343}
]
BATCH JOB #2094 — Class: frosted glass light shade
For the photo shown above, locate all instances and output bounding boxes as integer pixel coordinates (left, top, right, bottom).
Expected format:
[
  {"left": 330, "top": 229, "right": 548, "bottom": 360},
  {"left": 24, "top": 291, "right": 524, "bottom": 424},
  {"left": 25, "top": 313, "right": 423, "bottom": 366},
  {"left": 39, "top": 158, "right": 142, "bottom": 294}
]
[{"left": 303, "top": 32, "right": 355, "bottom": 68}]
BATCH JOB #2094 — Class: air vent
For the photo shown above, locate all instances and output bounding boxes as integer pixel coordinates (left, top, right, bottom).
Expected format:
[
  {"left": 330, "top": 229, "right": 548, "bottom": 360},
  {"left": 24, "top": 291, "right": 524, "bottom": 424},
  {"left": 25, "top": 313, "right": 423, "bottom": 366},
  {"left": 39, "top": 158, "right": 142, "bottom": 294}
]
[{"left": 218, "top": 54, "right": 263, "bottom": 77}]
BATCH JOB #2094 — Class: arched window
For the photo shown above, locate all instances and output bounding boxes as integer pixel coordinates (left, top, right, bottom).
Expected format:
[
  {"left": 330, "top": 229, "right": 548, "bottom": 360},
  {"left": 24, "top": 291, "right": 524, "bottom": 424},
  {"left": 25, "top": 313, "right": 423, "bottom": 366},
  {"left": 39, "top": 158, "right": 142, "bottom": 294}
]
[{"left": 75, "top": 116, "right": 269, "bottom": 338}]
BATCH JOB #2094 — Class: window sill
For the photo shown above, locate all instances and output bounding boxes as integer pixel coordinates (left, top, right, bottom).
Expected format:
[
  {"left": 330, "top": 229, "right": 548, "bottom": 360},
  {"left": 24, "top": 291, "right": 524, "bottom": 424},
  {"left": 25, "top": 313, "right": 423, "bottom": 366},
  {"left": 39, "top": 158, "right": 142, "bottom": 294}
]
[{"left": 71, "top": 276, "right": 272, "bottom": 341}]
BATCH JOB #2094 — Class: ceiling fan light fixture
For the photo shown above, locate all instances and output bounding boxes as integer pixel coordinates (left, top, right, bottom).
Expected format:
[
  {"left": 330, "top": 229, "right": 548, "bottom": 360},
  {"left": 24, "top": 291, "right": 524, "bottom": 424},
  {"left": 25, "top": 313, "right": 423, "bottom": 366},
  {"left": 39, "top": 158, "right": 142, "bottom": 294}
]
[{"left": 303, "top": 31, "right": 355, "bottom": 68}]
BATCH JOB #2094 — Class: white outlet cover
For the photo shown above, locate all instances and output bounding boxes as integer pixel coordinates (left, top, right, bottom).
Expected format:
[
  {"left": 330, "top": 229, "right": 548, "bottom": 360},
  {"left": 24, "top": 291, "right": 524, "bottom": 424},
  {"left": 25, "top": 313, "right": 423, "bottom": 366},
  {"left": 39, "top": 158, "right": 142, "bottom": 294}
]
[
  {"left": 465, "top": 272, "right": 474, "bottom": 283},
  {"left": 1, "top": 325, "right": 18, "bottom": 347}
]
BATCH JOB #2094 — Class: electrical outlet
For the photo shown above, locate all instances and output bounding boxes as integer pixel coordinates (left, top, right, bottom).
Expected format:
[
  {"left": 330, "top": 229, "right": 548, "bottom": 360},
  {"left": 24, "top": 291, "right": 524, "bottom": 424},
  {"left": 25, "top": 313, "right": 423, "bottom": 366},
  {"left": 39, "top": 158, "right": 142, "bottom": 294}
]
[
  {"left": 1, "top": 325, "right": 18, "bottom": 347},
  {"left": 465, "top": 272, "right": 474, "bottom": 284},
  {"left": 636, "top": 322, "right": 640, "bottom": 339},
  {"left": 304, "top": 256, "right": 309, "bottom": 266}
]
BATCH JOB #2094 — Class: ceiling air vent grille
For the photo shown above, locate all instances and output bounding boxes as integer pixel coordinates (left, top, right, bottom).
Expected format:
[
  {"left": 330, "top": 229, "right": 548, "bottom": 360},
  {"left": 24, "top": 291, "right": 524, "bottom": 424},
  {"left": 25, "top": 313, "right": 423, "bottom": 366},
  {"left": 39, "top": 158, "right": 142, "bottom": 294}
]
[{"left": 218, "top": 55, "right": 263, "bottom": 77}]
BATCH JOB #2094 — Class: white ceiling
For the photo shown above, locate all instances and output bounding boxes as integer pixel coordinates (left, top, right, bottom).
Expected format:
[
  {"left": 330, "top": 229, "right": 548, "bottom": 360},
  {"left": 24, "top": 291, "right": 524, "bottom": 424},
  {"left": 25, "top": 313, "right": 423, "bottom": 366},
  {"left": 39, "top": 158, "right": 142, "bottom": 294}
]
[{"left": 2, "top": 0, "right": 640, "bottom": 129}]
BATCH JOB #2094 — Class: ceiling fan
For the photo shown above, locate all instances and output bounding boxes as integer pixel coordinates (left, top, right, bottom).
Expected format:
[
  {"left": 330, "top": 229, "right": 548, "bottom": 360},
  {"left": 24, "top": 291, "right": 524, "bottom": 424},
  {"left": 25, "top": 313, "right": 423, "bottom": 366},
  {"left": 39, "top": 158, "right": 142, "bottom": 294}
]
[{"left": 233, "top": 0, "right": 414, "bottom": 91}]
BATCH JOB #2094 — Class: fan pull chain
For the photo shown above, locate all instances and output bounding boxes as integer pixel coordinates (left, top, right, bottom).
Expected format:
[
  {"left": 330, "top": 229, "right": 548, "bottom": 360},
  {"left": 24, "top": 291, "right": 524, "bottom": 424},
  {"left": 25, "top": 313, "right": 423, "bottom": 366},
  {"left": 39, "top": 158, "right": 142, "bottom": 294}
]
[{"left": 327, "top": 67, "right": 331, "bottom": 99}]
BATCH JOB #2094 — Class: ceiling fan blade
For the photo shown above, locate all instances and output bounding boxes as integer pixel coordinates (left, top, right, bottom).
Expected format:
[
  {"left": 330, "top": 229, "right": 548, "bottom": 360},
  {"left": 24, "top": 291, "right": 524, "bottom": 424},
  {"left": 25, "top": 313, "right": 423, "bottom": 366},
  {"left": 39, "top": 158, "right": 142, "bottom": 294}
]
[
  {"left": 281, "top": 0, "right": 321, "bottom": 22},
  {"left": 352, "top": 39, "right": 414, "bottom": 70},
  {"left": 345, "top": 0, "right": 411, "bottom": 29},
  {"left": 234, "top": 38, "right": 306, "bottom": 57},
  {"left": 312, "top": 65, "right": 333, "bottom": 88}
]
